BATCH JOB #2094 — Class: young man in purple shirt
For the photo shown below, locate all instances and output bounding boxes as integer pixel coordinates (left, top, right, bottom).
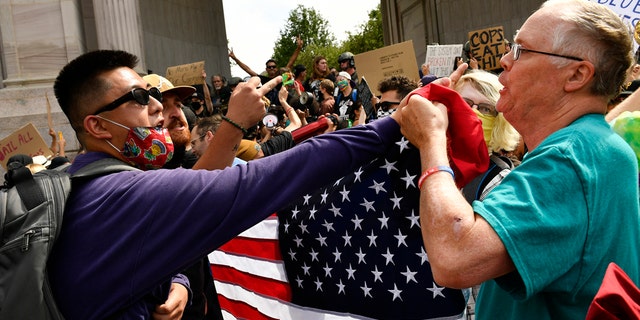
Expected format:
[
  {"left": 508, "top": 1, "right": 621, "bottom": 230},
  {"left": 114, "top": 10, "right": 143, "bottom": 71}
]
[{"left": 48, "top": 50, "right": 408, "bottom": 319}]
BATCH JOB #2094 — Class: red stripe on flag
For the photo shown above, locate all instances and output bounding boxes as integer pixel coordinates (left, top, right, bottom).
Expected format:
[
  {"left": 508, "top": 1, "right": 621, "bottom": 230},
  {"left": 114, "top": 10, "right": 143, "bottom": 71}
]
[
  {"left": 211, "top": 216, "right": 374, "bottom": 319},
  {"left": 217, "top": 293, "right": 278, "bottom": 320},
  {"left": 211, "top": 264, "right": 291, "bottom": 301},
  {"left": 218, "top": 236, "right": 282, "bottom": 260}
]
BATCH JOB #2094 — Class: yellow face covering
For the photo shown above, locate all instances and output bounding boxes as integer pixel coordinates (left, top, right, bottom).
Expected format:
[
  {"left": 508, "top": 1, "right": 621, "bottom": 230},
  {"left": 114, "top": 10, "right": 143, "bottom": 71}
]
[{"left": 473, "top": 108, "right": 496, "bottom": 146}]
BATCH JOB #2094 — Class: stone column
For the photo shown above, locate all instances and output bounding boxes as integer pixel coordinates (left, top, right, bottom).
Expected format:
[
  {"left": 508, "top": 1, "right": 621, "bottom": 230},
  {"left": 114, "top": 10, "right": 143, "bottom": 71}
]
[
  {"left": 92, "top": 0, "right": 146, "bottom": 73},
  {"left": 0, "top": 0, "right": 85, "bottom": 87}
]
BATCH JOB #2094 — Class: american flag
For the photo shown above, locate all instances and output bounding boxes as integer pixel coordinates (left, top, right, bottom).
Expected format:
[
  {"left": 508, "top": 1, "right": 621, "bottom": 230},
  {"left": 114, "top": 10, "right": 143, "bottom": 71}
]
[
  {"left": 208, "top": 139, "right": 472, "bottom": 319},
  {"left": 208, "top": 138, "right": 469, "bottom": 319},
  {"left": 276, "top": 136, "right": 468, "bottom": 319},
  {"left": 209, "top": 215, "right": 377, "bottom": 320},
  {"left": 208, "top": 83, "right": 485, "bottom": 319}
]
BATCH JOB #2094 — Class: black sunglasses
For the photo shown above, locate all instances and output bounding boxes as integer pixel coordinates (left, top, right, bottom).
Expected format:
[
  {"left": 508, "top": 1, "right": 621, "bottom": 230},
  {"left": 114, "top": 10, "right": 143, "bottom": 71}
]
[
  {"left": 266, "top": 65, "right": 277, "bottom": 69},
  {"left": 375, "top": 101, "right": 400, "bottom": 112},
  {"left": 93, "top": 87, "right": 162, "bottom": 115}
]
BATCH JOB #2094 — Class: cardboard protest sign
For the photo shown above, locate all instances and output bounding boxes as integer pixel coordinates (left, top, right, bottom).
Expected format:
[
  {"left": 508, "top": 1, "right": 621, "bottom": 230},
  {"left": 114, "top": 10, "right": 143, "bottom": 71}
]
[
  {"left": 0, "top": 123, "right": 54, "bottom": 170},
  {"left": 468, "top": 26, "right": 506, "bottom": 71},
  {"left": 353, "top": 40, "right": 419, "bottom": 97},
  {"left": 425, "top": 44, "right": 463, "bottom": 77},
  {"left": 165, "top": 61, "right": 205, "bottom": 86}
]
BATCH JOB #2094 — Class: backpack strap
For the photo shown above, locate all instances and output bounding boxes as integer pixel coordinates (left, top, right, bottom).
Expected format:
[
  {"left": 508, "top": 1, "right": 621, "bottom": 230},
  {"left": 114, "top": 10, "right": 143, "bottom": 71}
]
[
  {"left": 476, "top": 155, "right": 514, "bottom": 201},
  {"left": 462, "top": 154, "right": 514, "bottom": 203},
  {"left": 335, "top": 89, "right": 358, "bottom": 106},
  {"left": 72, "top": 157, "right": 141, "bottom": 180},
  {"left": 462, "top": 164, "right": 488, "bottom": 204},
  {"left": 50, "top": 162, "right": 71, "bottom": 172},
  {"left": 491, "top": 155, "right": 512, "bottom": 171},
  {"left": 9, "top": 165, "right": 47, "bottom": 211}
]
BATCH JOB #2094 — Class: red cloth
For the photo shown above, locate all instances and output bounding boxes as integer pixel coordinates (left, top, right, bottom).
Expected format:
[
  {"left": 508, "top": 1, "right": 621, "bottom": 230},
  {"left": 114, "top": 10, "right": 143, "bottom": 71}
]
[
  {"left": 587, "top": 263, "right": 640, "bottom": 319},
  {"left": 291, "top": 117, "right": 329, "bottom": 143},
  {"left": 406, "top": 83, "right": 489, "bottom": 188}
]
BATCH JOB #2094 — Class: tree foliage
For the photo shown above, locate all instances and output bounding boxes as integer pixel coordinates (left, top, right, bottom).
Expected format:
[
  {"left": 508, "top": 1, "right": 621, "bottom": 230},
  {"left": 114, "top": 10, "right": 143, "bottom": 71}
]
[
  {"left": 296, "top": 43, "right": 343, "bottom": 73},
  {"left": 272, "top": 4, "right": 384, "bottom": 77},
  {"left": 272, "top": 5, "right": 335, "bottom": 67},
  {"left": 340, "top": 5, "right": 384, "bottom": 56}
]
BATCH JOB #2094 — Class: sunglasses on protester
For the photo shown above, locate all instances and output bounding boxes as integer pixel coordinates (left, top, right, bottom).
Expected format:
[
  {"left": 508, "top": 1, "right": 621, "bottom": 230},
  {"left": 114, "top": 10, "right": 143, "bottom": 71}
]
[
  {"left": 93, "top": 87, "right": 162, "bottom": 115},
  {"left": 266, "top": 65, "right": 278, "bottom": 70},
  {"left": 375, "top": 101, "right": 401, "bottom": 112}
]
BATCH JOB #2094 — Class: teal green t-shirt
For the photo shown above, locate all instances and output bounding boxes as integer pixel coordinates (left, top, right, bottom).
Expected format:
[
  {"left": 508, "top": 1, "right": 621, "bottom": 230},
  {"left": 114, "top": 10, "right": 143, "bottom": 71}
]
[{"left": 473, "top": 114, "right": 640, "bottom": 319}]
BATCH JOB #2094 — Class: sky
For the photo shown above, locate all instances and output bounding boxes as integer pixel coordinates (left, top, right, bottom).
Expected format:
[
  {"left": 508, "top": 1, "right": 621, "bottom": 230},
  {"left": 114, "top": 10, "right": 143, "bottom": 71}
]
[{"left": 222, "top": 0, "right": 380, "bottom": 78}]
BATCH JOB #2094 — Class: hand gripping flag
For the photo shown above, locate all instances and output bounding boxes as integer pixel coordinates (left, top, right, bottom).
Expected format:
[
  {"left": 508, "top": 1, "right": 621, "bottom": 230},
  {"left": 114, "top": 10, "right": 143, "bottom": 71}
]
[
  {"left": 211, "top": 83, "right": 488, "bottom": 319},
  {"left": 277, "top": 83, "right": 488, "bottom": 319},
  {"left": 405, "top": 83, "right": 489, "bottom": 188}
]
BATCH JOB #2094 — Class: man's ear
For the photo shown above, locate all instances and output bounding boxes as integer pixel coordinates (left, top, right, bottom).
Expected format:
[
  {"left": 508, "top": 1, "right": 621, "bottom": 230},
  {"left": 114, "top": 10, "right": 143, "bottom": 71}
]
[
  {"left": 632, "top": 64, "right": 640, "bottom": 77},
  {"left": 565, "top": 61, "right": 596, "bottom": 92},
  {"left": 84, "top": 115, "right": 113, "bottom": 139},
  {"left": 205, "top": 130, "right": 214, "bottom": 142}
]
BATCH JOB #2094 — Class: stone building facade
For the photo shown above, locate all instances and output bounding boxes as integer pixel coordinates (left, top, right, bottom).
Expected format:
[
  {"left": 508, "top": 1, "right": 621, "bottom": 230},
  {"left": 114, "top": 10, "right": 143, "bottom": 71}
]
[
  {"left": 0, "top": 0, "right": 229, "bottom": 173},
  {"left": 380, "top": 0, "right": 545, "bottom": 72}
]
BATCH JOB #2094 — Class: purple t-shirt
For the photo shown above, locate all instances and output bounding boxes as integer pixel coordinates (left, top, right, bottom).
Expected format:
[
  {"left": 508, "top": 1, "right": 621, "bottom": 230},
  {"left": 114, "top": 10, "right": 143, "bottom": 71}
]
[{"left": 48, "top": 117, "right": 401, "bottom": 319}]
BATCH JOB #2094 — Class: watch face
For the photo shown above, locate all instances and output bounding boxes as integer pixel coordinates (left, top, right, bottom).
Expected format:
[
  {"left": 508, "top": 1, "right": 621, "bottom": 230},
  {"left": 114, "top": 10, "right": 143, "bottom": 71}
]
[{"left": 263, "top": 113, "right": 278, "bottom": 128}]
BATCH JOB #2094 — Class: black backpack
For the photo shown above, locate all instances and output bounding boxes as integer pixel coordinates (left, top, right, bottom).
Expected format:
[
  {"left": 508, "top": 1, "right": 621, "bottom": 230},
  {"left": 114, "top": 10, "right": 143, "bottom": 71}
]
[
  {"left": 0, "top": 158, "right": 138, "bottom": 319},
  {"left": 462, "top": 154, "right": 514, "bottom": 203}
]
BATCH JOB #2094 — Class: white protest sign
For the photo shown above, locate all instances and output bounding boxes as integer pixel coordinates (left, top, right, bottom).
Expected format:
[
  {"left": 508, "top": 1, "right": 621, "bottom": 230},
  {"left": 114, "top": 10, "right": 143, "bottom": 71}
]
[
  {"left": 587, "top": 0, "right": 640, "bottom": 29},
  {"left": 425, "top": 44, "right": 463, "bottom": 77},
  {"left": 586, "top": 1, "right": 639, "bottom": 51}
]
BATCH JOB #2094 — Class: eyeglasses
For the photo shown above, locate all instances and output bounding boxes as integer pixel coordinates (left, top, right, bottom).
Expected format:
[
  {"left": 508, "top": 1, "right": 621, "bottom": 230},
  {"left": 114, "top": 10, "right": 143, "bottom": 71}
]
[
  {"left": 375, "top": 101, "right": 401, "bottom": 112},
  {"left": 463, "top": 98, "right": 498, "bottom": 117},
  {"left": 94, "top": 87, "right": 162, "bottom": 115},
  {"left": 511, "top": 43, "right": 583, "bottom": 62},
  {"left": 266, "top": 65, "right": 277, "bottom": 69},
  {"left": 190, "top": 132, "right": 209, "bottom": 146}
]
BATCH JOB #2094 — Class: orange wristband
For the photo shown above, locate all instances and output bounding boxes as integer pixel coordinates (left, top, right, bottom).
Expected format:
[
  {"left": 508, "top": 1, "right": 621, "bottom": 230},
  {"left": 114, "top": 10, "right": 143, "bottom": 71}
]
[{"left": 418, "top": 166, "right": 454, "bottom": 189}]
